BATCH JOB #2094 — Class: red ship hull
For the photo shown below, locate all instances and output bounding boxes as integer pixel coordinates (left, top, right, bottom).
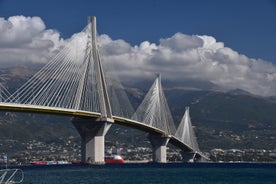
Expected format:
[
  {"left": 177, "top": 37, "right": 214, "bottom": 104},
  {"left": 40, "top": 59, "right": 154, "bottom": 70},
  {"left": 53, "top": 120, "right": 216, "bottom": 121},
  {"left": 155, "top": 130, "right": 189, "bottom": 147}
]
[{"left": 105, "top": 155, "right": 124, "bottom": 164}]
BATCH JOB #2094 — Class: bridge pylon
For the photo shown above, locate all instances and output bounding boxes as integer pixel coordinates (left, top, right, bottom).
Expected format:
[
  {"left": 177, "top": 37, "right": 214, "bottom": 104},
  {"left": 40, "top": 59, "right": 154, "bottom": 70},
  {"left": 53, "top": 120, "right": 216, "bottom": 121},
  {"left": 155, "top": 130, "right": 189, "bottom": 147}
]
[
  {"left": 175, "top": 107, "right": 204, "bottom": 162},
  {"left": 73, "top": 16, "right": 114, "bottom": 164},
  {"left": 133, "top": 74, "right": 176, "bottom": 163},
  {"left": 88, "top": 16, "right": 113, "bottom": 122}
]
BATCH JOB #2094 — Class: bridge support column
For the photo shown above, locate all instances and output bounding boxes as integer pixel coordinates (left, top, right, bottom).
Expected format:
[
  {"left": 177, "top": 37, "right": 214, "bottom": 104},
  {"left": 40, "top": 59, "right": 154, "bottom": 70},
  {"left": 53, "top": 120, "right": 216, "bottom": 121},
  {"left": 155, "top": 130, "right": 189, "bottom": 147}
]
[
  {"left": 148, "top": 134, "right": 170, "bottom": 163},
  {"left": 72, "top": 117, "right": 112, "bottom": 164}
]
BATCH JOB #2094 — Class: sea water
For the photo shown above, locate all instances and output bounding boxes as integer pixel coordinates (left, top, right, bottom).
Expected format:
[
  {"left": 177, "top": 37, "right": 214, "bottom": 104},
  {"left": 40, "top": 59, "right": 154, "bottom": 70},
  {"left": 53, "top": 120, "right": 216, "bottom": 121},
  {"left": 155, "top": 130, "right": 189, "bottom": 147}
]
[{"left": 12, "top": 163, "right": 276, "bottom": 184}]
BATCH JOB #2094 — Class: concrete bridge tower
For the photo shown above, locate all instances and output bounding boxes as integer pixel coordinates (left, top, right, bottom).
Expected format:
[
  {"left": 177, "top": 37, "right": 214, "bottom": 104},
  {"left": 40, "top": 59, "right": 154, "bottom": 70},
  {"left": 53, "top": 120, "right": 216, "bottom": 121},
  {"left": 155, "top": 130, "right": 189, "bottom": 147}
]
[{"left": 72, "top": 16, "right": 114, "bottom": 164}]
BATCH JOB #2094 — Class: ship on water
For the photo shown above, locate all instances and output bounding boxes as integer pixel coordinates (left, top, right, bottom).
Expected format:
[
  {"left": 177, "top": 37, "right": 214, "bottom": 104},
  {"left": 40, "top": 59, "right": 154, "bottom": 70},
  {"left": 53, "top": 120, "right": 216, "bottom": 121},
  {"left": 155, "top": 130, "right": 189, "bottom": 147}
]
[
  {"left": 31, "top": 155, "right": 124, "bottom": 165},
  {"left": 105, "top": 155, "right": 125, "bottom": 164},
  {"left": 30, "top": 160, "right": 70, "bottom": 165}
]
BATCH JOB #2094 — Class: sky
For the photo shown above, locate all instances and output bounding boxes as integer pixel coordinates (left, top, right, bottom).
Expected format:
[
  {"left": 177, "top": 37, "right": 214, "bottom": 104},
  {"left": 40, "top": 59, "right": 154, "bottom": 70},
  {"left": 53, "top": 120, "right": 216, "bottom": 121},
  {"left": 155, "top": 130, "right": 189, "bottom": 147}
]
[{"left": 0, "top": 0, "right": 276, "bottom": 96}]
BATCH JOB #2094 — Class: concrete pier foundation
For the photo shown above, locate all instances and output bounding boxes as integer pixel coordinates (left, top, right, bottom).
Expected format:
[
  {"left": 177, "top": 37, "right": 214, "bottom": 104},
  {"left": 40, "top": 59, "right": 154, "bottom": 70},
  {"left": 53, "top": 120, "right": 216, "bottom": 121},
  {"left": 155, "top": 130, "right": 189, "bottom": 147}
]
[
  {"left": 181, "top": 151, "right": 198, "bottom": 162},
  {"left": 72, "top": 117, "right": 112, "bottom": 164},
  {"left": 148, "top": 134, "right": 170, "bottom": 163}
]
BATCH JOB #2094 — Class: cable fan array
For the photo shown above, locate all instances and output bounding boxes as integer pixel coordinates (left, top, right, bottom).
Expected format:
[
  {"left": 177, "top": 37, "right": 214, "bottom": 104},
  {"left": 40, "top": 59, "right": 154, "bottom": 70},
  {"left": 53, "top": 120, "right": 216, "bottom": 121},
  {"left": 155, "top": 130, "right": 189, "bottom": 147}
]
[
  {"left": 4, "top": 20, "right": 136, "bottom": 119},
  {"left": 132, "top": 74, "right": 176, "bottom": 135},
  {"left": 175, "top": 107, "right": 200, "bottom": 152},
  {"left": 6, "top": 25, "right": 101, "bottom": 112}
]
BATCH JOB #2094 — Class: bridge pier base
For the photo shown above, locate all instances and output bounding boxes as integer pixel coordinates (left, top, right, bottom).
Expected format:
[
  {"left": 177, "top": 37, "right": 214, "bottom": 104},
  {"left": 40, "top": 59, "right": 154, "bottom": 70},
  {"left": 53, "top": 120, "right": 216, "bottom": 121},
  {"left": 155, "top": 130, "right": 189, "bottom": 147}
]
[
  {"left": 72, "top": 117, "right": 112, "bottom": 164},
  {"left": 181, "top": 151, "right": 197, "bottom": 162},
  {"left": 148, "top": 134, "right": 170, "bottom": 163}
]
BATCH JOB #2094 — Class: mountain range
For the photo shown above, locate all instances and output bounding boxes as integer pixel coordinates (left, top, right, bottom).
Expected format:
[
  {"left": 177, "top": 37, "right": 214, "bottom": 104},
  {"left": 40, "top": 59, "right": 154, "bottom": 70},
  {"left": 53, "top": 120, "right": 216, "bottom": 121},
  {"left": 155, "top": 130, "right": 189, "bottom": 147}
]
[{"left": 0, "top": 66, "right": 275, "bottom": 152}]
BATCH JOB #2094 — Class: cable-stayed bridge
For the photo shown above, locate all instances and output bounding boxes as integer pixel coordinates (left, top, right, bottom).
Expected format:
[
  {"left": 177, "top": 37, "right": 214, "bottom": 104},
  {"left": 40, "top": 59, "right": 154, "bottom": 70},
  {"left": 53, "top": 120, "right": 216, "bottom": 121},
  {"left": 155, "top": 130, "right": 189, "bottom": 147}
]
[{"left": 0, "top": 16, "right": 207, "bottom": 164}]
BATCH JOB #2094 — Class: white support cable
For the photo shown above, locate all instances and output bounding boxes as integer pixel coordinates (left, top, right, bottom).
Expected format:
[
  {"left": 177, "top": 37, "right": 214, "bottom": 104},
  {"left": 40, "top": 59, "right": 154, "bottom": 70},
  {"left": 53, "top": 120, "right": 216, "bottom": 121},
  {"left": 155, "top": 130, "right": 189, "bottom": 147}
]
[
  {"left": 175, "top": 107, "right": 200, "bottom": 152},
  {"left": 28, "top": 53, "right": 74, "bottom": 105},
  {"left": 62, "top": 64, "right": 83, "bottom": 109},
  {"left": 0, "top": 83, "right": 11, "bottom": 102},
  {"left": 5, "top": 18, "right": 129, "bottom": 120},
  {"left": 7, "top": 45, "right": 71, "bottom": 103},
  {"left": 32, "top": 60, "right": 72, "bottom": 106},
  {"left": 43, "top": 54, "right": 81, "bottom": 107},
  {"left": 133, "top": 75, "right": 176, "bottom": 135},
  {"left": 9, "top": 25, "right": 87, "bottom": 103},
  {"left": 6, "top": 26, "right": 95, "bottom": 109},
  {"left": 74, "top": 47, "right": 91, "bottom": 110}
]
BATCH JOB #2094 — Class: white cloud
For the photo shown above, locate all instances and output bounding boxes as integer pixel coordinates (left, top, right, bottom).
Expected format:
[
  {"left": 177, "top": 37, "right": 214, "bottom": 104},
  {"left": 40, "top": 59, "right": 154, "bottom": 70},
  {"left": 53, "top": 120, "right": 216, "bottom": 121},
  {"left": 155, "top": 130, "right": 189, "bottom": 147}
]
[
  {"left": 0, "top": 15, "right": 63, "bottom": 65},
  {"left": 0, "top": 15, "right": 275, "bottom": 96},
  {"left": 160, "top": 33, "right": 203, "bottom": 52},
  {"left": 99, "top": 33, "right": 276, "bottom": 97}
]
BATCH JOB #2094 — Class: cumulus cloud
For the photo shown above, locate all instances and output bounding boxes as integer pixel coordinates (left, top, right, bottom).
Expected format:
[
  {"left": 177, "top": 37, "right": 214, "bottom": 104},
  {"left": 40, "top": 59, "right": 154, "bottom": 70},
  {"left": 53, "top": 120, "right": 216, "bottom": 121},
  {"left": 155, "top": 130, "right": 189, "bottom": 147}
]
[
  {"left": 0, "top": 15, "right": 275, "bottom": 96},
  {"left": 0, "top": 15, "right": 63, "bottom": 65},
  {"left": 98, "top": 34, "right": 276, "bottom": 97}
]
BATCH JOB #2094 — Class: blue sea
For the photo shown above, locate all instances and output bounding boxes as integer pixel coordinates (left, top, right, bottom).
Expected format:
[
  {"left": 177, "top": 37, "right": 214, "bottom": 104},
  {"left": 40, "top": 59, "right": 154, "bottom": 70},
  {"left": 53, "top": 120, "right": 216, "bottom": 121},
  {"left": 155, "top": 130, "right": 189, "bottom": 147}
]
[{"left": 7, "top": 163, "right": 276, "bottom": 184}]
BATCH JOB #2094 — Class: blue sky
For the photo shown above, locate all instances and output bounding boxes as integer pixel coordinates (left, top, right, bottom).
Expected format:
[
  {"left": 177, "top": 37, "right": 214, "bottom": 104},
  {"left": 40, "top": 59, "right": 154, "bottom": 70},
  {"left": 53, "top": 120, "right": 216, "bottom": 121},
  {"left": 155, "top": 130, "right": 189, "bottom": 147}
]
[{"left": 1, "top": 0, "right": 275, "bottom": 63}]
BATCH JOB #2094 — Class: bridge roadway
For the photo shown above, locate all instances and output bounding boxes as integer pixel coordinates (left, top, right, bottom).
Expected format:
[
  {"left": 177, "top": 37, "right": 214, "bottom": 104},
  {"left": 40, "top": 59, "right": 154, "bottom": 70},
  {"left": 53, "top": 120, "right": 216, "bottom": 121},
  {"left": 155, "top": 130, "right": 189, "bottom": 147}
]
[{"left": 0, "top": 102, "right": 206, "bottom": 160}]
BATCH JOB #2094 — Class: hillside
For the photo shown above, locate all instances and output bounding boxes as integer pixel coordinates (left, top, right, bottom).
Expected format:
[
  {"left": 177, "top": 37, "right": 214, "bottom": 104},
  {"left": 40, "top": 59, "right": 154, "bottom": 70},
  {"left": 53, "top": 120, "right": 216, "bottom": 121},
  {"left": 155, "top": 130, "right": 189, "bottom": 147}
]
[
  {"left": 0, "top": 66, "right": 276, "bottom": 153},
  {"left": 164, "top": 90, "right": 276, "bottom": 150}
]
